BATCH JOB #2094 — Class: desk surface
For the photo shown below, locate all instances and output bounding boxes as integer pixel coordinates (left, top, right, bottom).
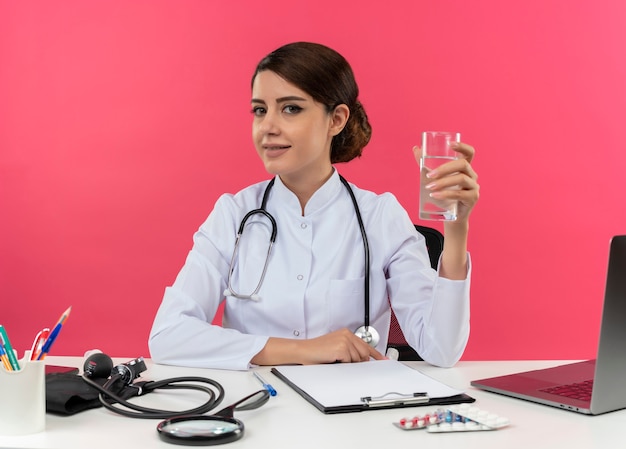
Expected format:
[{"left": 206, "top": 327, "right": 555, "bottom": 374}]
[{"left": 1, "top": 358, "right": 622, "bottom": 449}]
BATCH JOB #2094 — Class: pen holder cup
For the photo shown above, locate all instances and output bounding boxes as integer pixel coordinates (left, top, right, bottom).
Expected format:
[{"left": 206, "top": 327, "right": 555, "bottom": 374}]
[{"left": 0, "top": 352, "right": 46, "bottom": 435}]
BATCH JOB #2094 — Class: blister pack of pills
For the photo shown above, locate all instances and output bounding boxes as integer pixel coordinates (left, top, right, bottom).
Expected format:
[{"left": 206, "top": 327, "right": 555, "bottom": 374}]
[{"left": 393, "top": 404, "right": 510, "bottom": 433}]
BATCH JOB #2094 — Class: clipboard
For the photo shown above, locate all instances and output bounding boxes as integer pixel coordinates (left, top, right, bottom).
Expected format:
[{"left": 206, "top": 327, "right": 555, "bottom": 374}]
[{"left": 271, "top": 359, "right": 475, "bottom": 414}]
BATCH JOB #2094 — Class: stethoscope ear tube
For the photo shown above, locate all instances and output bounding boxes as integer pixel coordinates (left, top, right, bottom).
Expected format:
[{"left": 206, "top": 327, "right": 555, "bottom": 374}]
[
  {"left": 339, "top": 176, "right": 379, "bottom": 348},
  {"left": 224, "top": 223, "right": 274, "bottom": 301},
  {"left": 237, "top": 209, "right": 277, "bottom": 242},
  {"left": 226, "top": 175, "right": 379, "bottom": 347}
]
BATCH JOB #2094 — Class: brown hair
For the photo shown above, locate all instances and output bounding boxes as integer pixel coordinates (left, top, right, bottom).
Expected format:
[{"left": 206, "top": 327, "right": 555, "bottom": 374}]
[{"left": 252, "top": 42, "right": 372, "bottom": 163}]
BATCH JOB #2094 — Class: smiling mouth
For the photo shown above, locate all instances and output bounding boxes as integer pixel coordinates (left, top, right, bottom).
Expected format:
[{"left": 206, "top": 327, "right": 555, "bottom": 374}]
[{"left": 264, "top": 145, "right": 290, "bottom": 150}]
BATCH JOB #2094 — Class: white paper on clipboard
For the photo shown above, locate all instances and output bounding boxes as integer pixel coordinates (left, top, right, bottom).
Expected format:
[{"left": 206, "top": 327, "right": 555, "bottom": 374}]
[{"left": 272, "top": 359, "right": 465, "bottom": 409}]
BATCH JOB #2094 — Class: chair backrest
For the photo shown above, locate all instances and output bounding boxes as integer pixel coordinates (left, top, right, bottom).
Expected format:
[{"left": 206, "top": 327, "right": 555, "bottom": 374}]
[{"left": 387, "top": 225, "right": 444, "bottom": 361}]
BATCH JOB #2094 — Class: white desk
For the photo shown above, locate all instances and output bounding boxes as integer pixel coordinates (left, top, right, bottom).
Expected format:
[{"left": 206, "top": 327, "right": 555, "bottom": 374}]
[{"left": 1, "top": 358, "right": 622, "bottom": 449}]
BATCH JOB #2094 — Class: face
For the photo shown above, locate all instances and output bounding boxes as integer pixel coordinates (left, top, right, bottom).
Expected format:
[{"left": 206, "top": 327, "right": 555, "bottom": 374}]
[{"left": 251, "top": 71, "right": 347, "bottom": 186}]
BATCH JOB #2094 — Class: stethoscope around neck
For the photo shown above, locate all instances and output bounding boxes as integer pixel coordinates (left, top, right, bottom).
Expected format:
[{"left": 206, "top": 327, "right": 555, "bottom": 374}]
[{"left": 223, "top": 175, "right": 380, "bottom": 348}]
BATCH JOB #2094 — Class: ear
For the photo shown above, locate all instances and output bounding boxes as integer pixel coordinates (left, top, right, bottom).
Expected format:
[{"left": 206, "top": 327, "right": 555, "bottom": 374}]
[{"left": 329, "top": 104, "right": 350, "bottom": 137}]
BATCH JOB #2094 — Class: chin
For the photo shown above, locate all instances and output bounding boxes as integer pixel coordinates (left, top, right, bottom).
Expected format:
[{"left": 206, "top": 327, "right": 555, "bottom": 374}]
[{"left": 261, "top": 161, "right": 286, "bottom": 176}]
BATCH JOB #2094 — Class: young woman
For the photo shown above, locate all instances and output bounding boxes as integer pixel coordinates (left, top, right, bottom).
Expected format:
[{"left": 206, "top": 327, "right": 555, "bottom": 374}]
[{"left": 149, "top": 42, "right": 479, "bottom": 370}]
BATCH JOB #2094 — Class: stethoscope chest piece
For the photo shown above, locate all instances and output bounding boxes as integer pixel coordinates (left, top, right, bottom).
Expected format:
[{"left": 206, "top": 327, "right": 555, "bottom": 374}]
[{"left": 354, "top": 325, "right": 380, "bottom": 348}]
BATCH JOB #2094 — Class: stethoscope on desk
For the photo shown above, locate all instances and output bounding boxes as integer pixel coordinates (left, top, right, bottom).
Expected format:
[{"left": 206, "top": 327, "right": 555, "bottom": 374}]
[
  {"left": 81, "top": 352, "right": 271, "bottom": 445},
  {"left": 223, "top": 174, "right": 380, "bottom": 347}
]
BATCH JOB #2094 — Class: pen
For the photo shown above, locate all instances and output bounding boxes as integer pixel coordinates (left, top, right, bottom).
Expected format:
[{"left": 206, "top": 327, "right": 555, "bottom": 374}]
[
  {"left": 36, "top": 324, "right": 63, "bottom": 361},
  {"left": 253, "top": 371, "right": 277, "bottom": 396},
  {"left": 0, "top": 325, "right": 20, "bottom": 371},
  {"left": 30, "top": 328, "right": 50, "bottom": 361},
  {"left": 37, "top": 306, "right": 72, "bottom": 361},
  {"left": 0, "top": 342, "right": 13, "bottom": 371}
]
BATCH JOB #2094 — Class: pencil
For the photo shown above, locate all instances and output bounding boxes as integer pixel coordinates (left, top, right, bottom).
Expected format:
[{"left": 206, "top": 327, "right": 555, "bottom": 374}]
[
  {"left": 56, "top": 306, "right": 72, "bottom": 326},
  {"left": 0, "top": 343, "right": 12, "bottom": 371},
  {"left": 36, "top": 306, "right": 72, "bottom": 360},
  {"left": 0, "top": 326, "right": 20, "bottom": 370}
]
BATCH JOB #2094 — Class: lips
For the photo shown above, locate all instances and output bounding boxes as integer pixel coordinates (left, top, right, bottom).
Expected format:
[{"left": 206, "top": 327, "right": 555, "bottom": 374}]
[
  {"left": 263, "top": 144, "right": 290, "bottom": 150},
  {"left": 263, "top": 144, "right": 291, "bottom": 158}
]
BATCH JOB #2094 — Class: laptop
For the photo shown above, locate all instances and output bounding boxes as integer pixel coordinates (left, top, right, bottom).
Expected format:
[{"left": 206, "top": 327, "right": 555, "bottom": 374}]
[{"left": 471, "top": 235, "right": 626, "bottom": 415}]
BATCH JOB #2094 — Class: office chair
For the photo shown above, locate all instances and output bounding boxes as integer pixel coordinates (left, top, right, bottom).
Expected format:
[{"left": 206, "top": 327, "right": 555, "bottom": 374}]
[{"left": 387, "top": 224, "right": 444, "bottom": 361}]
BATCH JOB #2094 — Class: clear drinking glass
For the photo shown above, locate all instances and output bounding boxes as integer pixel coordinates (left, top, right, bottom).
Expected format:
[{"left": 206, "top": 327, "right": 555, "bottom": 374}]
[{"left": 419, "top": 131, "right": 460, "bottom": 221}]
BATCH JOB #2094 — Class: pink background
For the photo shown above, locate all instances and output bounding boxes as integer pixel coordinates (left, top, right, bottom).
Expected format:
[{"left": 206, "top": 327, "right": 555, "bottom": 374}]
[{"left": 1, "top": 1, "right": 625, "bottom": 361}]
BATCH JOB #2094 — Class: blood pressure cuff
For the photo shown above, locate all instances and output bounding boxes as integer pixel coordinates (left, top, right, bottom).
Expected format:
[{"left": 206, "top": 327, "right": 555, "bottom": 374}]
[{"left": 46, "top": 372, "right": 149, "bottom": 416}]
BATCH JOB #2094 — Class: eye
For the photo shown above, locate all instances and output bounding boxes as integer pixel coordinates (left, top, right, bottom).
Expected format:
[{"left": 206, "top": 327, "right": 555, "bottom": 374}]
[
  {"left": 251, "top": 106, "right": 266, "bottom": 116},
  {"left": 283, "top": 105, "right": 302, "bottom": 114}
]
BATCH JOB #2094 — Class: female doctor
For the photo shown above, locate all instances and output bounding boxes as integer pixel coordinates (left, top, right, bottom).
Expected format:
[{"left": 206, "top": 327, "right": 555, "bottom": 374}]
[{"left": 149, "top": 42, "right": 479, "bottom": 371}]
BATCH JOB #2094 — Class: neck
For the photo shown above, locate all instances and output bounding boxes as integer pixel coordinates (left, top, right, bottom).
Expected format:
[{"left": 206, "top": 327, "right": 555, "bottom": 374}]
[{"left": 280, "top": 167, "right": 334, "bottom": 215}]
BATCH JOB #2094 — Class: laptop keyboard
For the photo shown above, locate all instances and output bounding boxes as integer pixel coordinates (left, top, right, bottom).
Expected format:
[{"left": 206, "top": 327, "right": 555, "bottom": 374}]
[{"left": 540, "top": 379, "right": 593, "bottom": 401}]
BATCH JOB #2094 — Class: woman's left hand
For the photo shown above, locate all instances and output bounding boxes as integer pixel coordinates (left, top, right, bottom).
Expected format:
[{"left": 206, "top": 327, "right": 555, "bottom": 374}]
[{"left": 412, "top": 142, "right": 479, "bottom": 222}]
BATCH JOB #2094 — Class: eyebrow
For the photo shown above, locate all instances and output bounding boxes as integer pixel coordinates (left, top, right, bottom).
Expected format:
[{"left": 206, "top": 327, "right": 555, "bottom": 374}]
[{"left": 251, "top": 96, "right": 308, "bottom": 104}]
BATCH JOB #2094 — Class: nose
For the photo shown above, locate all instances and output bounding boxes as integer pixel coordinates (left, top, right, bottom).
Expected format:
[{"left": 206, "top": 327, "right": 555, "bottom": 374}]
[{"left": 255, "top": 111, "right": 280, "bottom": 136}]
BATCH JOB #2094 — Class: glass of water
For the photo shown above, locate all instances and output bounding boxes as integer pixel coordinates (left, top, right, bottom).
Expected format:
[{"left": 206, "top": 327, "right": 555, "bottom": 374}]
[{"left": 419, "top": 131, "right": 460, "bottom": 221}]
